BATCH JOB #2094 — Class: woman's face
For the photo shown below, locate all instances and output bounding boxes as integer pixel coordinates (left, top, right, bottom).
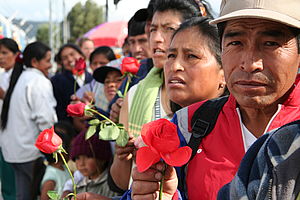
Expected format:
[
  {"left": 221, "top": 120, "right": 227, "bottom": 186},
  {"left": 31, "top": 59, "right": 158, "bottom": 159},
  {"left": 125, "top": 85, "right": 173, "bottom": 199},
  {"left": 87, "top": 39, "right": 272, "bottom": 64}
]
[
  {"left": 32, "top": 51, "right": 52, "bottom": 77},
  {"left": 104, "top": 71, "right": 122, "bottom": 102},
  {"left": 164, "top": 27, "right": 225, "bottom": 107},
  {"left": 60, "top": 47, "right": 83, "bottom": 71},
  {"left": 90, "top": 54, "right": 110, "bottom": 71},
  {"left": 149, "top": 10, "right": 182, "bottom": 68},
  {"left": 0, "top": 45, "right": 17, "bottom": 71}
]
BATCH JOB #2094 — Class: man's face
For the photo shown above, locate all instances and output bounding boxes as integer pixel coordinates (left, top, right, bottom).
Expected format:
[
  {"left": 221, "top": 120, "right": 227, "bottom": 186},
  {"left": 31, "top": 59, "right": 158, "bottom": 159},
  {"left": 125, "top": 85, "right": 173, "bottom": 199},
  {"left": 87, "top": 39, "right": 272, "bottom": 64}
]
[
  {"left": 222, "top": 18, "right": 300, "bottom": 109},
  {"left": 128, "top": 34, "right": 151, "bottom": 60}
]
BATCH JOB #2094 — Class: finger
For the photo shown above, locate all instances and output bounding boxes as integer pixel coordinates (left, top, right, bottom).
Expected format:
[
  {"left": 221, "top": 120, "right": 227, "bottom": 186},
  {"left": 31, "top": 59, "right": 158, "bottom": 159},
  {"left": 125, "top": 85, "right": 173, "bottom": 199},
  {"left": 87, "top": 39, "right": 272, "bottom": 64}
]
[
  {"left": 118, "top": 153, "right": 133, "bottom": 160},
  {"left": 132, "top": 166, "right": 161, "bottom": 182},
  {"left": 131, "top": 180, "right": 159, "bottom": 196},
  {"left": 132, "top": 193, "right": 157, "bottom": 200}
]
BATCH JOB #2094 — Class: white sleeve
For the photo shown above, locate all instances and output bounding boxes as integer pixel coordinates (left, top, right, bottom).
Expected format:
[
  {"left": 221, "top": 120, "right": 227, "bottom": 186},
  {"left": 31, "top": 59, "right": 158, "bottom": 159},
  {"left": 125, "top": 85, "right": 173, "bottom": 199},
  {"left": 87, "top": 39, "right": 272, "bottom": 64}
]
[{"left": 26, "top": 77, "right": 57, "bottom": 131}]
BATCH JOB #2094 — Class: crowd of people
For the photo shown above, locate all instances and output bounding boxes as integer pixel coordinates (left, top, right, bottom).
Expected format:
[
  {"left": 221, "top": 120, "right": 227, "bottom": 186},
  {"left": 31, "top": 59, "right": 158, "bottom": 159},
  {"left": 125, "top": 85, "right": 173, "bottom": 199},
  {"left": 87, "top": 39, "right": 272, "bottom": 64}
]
[{"left": 0, "top": 0, "right": 300, "bottom": 199}]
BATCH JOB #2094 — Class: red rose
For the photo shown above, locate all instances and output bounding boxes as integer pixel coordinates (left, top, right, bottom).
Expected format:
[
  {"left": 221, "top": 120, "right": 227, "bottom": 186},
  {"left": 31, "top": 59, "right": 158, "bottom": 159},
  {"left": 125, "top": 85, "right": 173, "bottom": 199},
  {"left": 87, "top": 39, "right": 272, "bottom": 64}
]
[
  {"left": 66, "top": 102, "right": 86, "bottom": 117},
  {"left": 72, "top": 57, "right": 86, "bottom": 75},
  {"left": 35, "top": 126, "right": 62, "bottom": 154},
  {"left": 121, "top": 57, "right": 140, "bottom": 75},
  {"left": 136, "top": 119, "right": 192, "bottom": 172}
]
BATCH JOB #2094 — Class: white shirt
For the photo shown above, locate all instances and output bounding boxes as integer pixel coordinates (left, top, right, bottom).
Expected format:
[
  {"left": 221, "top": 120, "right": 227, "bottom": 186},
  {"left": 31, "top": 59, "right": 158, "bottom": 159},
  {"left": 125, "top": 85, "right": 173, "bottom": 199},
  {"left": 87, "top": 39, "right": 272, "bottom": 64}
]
[
  {"left": 236, "top": 105, "right": 281, "bottom": 151},
  {"left": 1, "top": 68, "right": 57, "bottom": 163}
]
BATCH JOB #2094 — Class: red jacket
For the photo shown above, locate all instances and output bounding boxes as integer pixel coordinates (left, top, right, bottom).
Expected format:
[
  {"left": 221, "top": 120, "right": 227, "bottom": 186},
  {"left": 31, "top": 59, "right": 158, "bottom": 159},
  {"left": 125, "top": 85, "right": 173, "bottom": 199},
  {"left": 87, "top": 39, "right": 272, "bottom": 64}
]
[{"left": 175, "top": 75, "right": 300, "bottom": 200}]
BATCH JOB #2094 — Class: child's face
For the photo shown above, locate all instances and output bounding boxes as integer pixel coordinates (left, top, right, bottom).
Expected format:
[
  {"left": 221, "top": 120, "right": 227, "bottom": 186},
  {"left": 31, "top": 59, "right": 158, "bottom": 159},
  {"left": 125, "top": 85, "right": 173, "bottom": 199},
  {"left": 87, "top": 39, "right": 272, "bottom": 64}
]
[
  {"left": 104, "top": 71, "right": 122, "bottom": 101},
  {"left": 75, "top": 155, "right": 100, "bottom": 179}
]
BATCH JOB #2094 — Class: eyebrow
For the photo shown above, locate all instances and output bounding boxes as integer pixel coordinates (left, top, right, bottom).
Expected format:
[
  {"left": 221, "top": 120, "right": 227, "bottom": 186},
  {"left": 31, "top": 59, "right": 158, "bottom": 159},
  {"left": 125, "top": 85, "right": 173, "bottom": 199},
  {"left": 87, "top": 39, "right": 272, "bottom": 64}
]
[
  {"left": 260, "top": 30, "right": 286, "bottom": 38},
  {"left": 168, "top": 47, "right": 177, "bottom": 53},
  {"left": 223, "top": 31, "right": 245, "bottom": 39}
]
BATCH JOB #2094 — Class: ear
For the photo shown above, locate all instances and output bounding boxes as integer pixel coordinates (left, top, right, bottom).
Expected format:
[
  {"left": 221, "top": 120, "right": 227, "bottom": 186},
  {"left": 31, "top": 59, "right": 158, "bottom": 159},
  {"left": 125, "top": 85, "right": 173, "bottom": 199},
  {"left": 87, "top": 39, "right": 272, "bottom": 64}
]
[
  {"left": 218, "top": 68, "right": 226, "bottom": 87},
  {"left": 31, "top": 58, "right": 39, "bottom": 68}
]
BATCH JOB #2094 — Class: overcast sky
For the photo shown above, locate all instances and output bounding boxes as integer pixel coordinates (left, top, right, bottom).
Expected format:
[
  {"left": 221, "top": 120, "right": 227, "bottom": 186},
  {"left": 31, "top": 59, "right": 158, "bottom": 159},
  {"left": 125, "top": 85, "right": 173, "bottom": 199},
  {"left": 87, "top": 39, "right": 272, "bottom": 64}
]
[{"left": 0, "top": 0, "right": 221, "bottom": 22}]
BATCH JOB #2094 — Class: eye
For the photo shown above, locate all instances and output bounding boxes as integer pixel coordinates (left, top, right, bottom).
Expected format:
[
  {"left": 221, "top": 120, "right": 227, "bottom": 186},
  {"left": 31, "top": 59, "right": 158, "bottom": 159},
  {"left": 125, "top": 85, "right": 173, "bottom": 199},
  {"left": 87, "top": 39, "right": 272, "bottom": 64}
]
[
  {"left": 150, "top": 28, "right": 156, "bottom": 33},
  {"left": 187, "top": 54, "right": 198, "bottom": 59},
  {"left": 167, "top": 27, "right": 176, "bottom": 31},
  {"left": 264, "top": 41, "right": 279, "bottom": 46},
  {"left": 167, "top": 53, "right": 176, "bottom": 59},
  {"left": 226, "top": 41, "right": 241, "bottom": 46}
]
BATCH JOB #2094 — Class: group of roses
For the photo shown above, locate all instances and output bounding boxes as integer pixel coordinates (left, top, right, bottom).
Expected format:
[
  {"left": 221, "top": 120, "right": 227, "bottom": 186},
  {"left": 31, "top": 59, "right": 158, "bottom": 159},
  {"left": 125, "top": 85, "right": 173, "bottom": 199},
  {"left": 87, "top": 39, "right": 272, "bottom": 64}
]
[{"left": 35, "top": 56, "right": 186, "bottom": 199}]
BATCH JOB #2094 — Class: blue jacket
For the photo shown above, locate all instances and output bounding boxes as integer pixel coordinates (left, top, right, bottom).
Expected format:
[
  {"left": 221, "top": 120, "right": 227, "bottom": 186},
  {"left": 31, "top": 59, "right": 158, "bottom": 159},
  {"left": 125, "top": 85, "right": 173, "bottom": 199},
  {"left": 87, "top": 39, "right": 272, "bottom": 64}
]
[{"left": 51, "top": 70, "right": 93, "bottom": 122}]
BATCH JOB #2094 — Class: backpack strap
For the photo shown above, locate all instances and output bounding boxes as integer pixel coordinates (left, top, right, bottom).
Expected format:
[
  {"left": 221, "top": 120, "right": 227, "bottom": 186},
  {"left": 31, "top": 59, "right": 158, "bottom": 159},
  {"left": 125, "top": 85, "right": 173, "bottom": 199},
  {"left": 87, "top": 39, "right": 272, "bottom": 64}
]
[
  {"left": 189, "top": 95, "right": 229, "bottom": 160},
  {"left": 178, "top": 95, "right": 229, "bottom": 198}
]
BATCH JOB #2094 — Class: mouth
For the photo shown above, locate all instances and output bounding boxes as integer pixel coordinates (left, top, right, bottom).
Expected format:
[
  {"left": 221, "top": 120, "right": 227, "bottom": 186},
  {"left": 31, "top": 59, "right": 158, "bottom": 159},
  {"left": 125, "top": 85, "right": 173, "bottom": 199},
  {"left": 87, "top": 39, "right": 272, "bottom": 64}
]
[
  {"left": 168, "top": 77, "right": 185, "bottom": 87},
  {"left": 153, "top": 48, "right": 165, "bottom": 56},
  {"left": 234, "top": 80, "right": 268, "bottom": 89}
]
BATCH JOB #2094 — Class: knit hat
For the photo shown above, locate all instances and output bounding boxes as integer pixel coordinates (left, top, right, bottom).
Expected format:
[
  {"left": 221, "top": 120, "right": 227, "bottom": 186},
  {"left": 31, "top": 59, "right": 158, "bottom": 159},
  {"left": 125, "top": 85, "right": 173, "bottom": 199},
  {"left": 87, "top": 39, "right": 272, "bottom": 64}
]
[{"left": 70, "top": 130, "right": 112, "bottom": 162}]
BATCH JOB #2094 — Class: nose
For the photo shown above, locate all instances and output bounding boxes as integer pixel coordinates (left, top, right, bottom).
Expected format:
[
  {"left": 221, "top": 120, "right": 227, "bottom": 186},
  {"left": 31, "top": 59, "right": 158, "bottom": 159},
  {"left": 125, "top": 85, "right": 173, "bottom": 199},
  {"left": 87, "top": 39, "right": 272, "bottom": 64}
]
[
  {"left": 132, "top": 43, "right": 142, "bottom": 54},
  {"left": 240, "top": 50, "right": 263, "bottom": 73},
  {"left": 152, "top": 30, "right": 164, "bottom": 44},
  {"left": 170, "top": 57, "right": 184, "bottom": 72}
]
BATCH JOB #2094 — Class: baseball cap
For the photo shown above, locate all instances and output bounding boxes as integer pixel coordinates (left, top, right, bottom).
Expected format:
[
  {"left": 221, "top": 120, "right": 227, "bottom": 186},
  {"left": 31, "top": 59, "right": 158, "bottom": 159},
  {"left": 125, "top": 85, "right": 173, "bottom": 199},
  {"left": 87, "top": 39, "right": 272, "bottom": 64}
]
[
  {"left": 93, "top": 58, "right": 122, "bottom": 83},
  {"left": 211, "top": 0, "right": 300, "bottom": 29}
]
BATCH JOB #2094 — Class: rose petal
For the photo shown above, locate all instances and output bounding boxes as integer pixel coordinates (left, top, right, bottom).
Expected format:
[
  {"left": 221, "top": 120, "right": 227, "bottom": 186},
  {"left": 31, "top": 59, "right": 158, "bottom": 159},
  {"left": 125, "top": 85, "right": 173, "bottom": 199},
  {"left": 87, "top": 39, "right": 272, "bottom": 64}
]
[
  {"left": 161, "top": 146, "right": 192, "bottom": 167},
  {"left": 136, "top": 146, "right": 161, "bottom": 172}
]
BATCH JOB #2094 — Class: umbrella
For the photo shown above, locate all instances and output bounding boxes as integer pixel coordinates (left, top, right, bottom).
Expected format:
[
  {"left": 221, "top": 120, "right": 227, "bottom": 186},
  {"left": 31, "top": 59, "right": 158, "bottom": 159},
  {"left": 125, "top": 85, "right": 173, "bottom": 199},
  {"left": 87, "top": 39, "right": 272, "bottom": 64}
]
[{"left": 83, "top": 21, "right": 128, "bottom": 48}]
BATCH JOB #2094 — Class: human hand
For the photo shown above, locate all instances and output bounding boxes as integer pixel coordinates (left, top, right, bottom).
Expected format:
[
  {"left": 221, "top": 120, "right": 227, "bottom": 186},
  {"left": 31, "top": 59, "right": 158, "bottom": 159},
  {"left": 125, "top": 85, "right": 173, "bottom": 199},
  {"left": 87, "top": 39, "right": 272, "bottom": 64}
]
[
  {"left": 82, "top": 91, "right": 95, "bottom": 105},
  {"left": 74, "top": 192, "right": 111, "bottom": 200},
  {"left": 115, "top": 136, "right": 135, "bottom": 161},
  {"left": 110, "top": 98, "right": 124, "bottom": 123},
  {"left": 70, "top": 94, "right": 81, "bottom": 104},
  {"left": 131, "top": 162, "right": 178, "bottom": 200}
]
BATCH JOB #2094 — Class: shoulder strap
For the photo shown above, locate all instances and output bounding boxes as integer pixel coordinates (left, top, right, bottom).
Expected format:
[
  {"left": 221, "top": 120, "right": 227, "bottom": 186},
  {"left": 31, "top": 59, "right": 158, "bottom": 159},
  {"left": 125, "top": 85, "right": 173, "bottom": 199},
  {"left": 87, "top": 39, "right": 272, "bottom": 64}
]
[
  {"left": 178, "top": 96, "right": 229, "bottom": 197},
  {"left": 188, "top": 95, "right": 229, "bottom": 160}
]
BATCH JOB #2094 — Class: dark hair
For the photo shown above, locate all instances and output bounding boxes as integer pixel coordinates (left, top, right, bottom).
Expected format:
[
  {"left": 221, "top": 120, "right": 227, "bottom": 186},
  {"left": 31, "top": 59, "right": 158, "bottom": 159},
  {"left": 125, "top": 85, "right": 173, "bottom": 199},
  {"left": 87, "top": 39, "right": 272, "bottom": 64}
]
[
  {"left": 1, "top": 42, "right": 51, "bottom": 129},
  {"left": 44, "top": 121, "right": 75, "bottom": 163},
  {"left": 169, "top": 17, "right": 228, "bottom": 113},
  {"left": 153, "top": 0, "right": 202, "bottom": 22},
  {"left": 173, "top": 17, "right": 221, "bottom": 65},
  {"left": 0, "top": 38, "right": 20, "bottom": 54},
  {"left": 89, "top": 46, "right": 116, "bottom": 63},
  {"left": 56, "top": 43, "right": 84, "bottom": 66},
  {"left": 77, "top": 37, "right": 94, "bottom": 48},
  {"left": 128, "top": 17, "right": 146, "bottom": 37}
]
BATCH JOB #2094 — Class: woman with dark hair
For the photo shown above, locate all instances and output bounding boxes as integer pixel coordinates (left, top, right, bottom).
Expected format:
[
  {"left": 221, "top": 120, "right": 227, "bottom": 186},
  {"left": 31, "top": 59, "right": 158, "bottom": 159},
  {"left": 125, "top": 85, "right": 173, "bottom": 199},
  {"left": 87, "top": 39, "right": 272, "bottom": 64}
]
[
  {"left": 1, "top": 41, "right": 57, "bottom": 200},
  {"left": 109, "top": 0, "right": 208, "bottom": 194},
  {"left": 0, "top": 37, "right": 20, "bottom": 200},
  {"left": 51, "top": 43, "right": 93, "bottom": 122}
]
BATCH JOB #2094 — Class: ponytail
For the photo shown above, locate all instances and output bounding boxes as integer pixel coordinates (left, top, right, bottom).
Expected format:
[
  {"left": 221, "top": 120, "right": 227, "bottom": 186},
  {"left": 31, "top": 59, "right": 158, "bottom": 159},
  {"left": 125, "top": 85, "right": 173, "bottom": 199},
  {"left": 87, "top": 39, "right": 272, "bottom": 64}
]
[{"left": 1, "top": 62, "right": 24, "bottom": 129}]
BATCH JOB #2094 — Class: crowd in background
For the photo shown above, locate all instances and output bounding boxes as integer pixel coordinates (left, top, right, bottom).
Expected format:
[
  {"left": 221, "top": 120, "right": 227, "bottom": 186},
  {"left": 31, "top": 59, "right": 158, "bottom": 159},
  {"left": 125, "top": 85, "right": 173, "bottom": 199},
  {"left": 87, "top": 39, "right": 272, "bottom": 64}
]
[{"left": 0, "top": 0, "right": 300, "bottom": 200}]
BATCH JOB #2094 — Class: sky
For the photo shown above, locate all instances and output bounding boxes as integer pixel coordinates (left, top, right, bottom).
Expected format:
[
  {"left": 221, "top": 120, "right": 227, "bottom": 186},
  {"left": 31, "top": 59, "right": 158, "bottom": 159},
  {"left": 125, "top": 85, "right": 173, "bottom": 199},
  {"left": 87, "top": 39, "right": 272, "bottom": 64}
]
[{"left": 0, "top": 0, "right": 221, "bottom": 22}]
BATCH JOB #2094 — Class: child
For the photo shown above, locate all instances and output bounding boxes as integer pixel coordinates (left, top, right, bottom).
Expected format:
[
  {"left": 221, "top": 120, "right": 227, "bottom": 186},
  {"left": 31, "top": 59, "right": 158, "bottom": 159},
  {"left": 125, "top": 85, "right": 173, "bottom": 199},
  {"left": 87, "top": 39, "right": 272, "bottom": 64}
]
[
  {"left": 67, "top": 130, "right": 119, "bottom": 197},
  {"left": 40, "top": 122, "right": 75, "bottom": 200}
]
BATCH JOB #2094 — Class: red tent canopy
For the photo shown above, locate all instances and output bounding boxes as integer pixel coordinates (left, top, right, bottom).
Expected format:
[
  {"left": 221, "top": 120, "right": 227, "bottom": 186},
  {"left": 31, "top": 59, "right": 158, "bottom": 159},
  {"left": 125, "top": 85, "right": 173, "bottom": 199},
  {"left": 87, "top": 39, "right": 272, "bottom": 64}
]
[{"left": 83, "top": 21, "right": 128, "bottom": 48}]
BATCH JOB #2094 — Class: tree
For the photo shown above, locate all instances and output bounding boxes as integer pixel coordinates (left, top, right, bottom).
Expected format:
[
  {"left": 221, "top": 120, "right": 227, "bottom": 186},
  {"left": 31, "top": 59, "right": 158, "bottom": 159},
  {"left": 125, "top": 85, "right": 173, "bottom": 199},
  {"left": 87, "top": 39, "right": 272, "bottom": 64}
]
[
  {"left": 36, "top": 23, "right": 49, "bottom": 45},
  {"left": 67, "top": 0, "right": 104, "bottom": 43}
]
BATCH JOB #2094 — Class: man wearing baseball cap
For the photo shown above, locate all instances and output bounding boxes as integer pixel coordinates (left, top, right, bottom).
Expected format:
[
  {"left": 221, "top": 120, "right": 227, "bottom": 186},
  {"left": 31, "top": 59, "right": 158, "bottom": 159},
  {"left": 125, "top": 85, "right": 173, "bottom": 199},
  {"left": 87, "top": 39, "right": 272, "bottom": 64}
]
[{"left": 128, "top": 0, "right": 300, "bottom": 199}]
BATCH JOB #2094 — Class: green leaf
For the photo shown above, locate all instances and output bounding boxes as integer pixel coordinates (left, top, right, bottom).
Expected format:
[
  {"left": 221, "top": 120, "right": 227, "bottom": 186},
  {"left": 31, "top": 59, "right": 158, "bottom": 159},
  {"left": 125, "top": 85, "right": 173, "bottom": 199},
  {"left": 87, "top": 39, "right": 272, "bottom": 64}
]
[
  {"left": 99, "top": 125, "right": 120, "bottom": 140},
  {"left": 47, "top": 191, "right": 60, "bottom": 200},
  {"left": 117, "top": 90, "right": 124, "bottom": 98},
  {"left": 88, "top": 119, "right": 101, "bottom": 126},
  {"left": 116, "top": 128, "right": 129, "bottom": 147},
  {"left": 85, "top": 125, "right": 97, "bottom": 140}
]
